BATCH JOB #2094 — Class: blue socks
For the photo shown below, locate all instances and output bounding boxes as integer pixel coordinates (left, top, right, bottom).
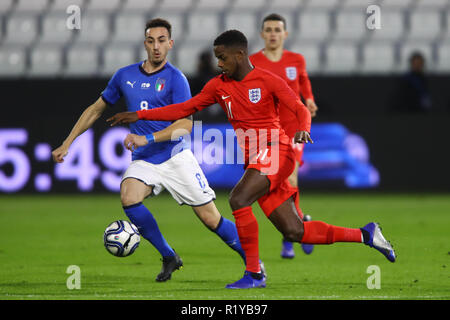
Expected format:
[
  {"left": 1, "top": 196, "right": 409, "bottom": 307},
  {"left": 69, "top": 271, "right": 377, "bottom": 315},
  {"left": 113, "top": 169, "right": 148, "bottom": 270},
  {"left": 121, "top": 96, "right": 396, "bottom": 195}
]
[
  {"left": 123, "top": 203, "right": 175, "bottom": 258},
  {"left": 213, "top": 216, "right": 247, "bottom": 264},
  {"left": 124, "top": 203, "right": 246, "bottom": 264}
]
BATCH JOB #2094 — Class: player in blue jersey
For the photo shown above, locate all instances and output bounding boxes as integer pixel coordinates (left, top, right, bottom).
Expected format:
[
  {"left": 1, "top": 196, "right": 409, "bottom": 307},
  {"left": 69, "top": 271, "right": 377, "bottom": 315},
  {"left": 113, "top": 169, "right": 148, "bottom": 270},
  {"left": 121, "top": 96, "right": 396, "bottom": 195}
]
[{"left": 52, "top": 18, "right": 256, "bottom": 282}]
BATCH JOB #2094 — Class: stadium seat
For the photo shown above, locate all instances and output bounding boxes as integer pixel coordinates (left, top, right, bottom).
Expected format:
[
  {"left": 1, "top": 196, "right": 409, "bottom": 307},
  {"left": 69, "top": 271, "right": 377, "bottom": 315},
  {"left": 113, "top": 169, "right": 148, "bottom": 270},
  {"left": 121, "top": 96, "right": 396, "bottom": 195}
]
[
  {"left": 0, "top": 0, "right": 14, "bottom": 15},
  {"left": 296, "top": 10, "right": 331, "bottom": 43},
  {"left": 65, "top": 45, "right": 99, "bottom": 77},
  {"left": 415, "top": 0, "right": 449, "bottom": 9},
  {"left": 195, "top": 0, "right": 229, "bottom": 11},
  {"left": 101, "top": 46, "right": 137, "bottom": 77},
  {"left": 86, "top": 0, "right": 122, "bottom": 13},
  {"left": 289, "top": 43, "right": 322, "bottom": 74},
  {"left": 324, "top": 42, "right": 358, "bottom": 74},
  {"left": 435, "top": 44, "right": 450, "bottom": 73},
  {"left": 111, "top": 13, "right": 146, "bottom": 45},
  {"left": 399, "top": 42, "right": 434, "bottom": 72},
  {"left": 0, "top": 46, "right": 27, "bottom": 77},
  {"left": 28, "top": 45, "right": 63, "bottom": 77},
  {"left": 408, "top": 10, "right": 442, "bottom": 41},
  {"left": 265, "top": 0, "right": 305, "bottom": 11},
  {"left": 47, "top": 0, "right": 86, "bottom": 13},
  {"left": 369, "top": 11, "right": 405, "bottom": 42},
  {"left": 3, "top": 13, "right": 38, "bottom": 47},
  {"left": 443, "top": 11, "right": 450, "bottom": 40},
  {"left": 38, "top": 12, "right": 75, "bottom": 46},
  {"left": 120, "top": 0, "right": 156, "bottom": 13},
  {"left": 305, "top": 0, "right": 340, "bottom": 10},
  {"left": 340, "top": 0, "right": 372, "bottom": 9},
  {"left": 13, "top": 0, "right": 49, "bottom": 13},
  {"left": 176, "top": 44, "right": 211, "bottom": 76},
  {"left": 230, "top": 0, "right": 267, "bottom": 10},
  {"left": 360, "top": 42, "right": 396, "bottom": 74},
  {"left": 158, "top": 0, "right": 194, "bottom": 12},
  {"left": 378, "top": 0, "right": 414, "bottom": 9},
  {"left": 73, "top": 13, "right": 110, "bottom": 45},
  {"left": 334, "top": 10, "right": 368, "bottom": 42},
  {"left": 225, "top": 12, "right": 258, "bottom": 40},
  {"left": 185, "top": 12, "right": 219, "bottom": 42}
]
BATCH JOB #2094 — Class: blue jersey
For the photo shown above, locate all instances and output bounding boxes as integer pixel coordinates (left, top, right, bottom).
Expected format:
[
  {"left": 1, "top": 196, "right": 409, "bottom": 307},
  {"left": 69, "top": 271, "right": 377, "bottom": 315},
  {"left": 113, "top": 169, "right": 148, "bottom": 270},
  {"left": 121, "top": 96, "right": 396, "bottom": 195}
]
[{"left": 101, "top": 61, "right": 191, "bottom": 164}]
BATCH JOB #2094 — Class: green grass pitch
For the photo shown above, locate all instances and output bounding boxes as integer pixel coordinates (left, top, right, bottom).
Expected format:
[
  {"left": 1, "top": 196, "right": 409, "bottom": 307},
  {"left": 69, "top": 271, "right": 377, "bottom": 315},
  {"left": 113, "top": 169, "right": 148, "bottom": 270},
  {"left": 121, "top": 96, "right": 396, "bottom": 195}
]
[{"left": 0, "top": 192, "right": 449, "bottom": 300}]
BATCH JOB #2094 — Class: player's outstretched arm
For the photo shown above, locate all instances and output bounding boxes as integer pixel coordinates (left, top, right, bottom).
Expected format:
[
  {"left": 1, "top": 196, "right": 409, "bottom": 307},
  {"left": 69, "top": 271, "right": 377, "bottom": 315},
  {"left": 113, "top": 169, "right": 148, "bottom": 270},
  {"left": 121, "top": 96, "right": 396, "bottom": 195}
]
[
  {"left": 52, "top": 97, "right": 107, "bottom": 163},
  {"left": 108, "top": 87, "right": 216, "bottom": 126},
  {"left": 123, "top": 117, "right": 193, "bottom": 151},
  {"left": 106, "top": 111, "right": 139, "bottom": 126}
]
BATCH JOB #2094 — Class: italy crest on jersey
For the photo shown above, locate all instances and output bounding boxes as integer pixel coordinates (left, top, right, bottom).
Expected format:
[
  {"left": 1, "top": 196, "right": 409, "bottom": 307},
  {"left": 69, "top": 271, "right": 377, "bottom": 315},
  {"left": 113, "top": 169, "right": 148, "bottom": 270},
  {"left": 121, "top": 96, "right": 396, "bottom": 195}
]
[
  {"left": 285, "top": 67, "right": 297, "bottom": 80},
  {"left": 155, "top": 78, "right": 165, "bottom": 92},
  {"left": 249, "top": 88, "right": 261, "bottom": 103}
]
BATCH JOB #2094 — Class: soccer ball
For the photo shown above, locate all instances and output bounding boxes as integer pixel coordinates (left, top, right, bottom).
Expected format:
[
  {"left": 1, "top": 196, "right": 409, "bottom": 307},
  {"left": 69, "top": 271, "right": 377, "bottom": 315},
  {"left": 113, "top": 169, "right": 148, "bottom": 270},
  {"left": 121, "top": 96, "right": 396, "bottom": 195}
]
[{"left": 103, "top": 220, "right": 140, "bottom": 257}]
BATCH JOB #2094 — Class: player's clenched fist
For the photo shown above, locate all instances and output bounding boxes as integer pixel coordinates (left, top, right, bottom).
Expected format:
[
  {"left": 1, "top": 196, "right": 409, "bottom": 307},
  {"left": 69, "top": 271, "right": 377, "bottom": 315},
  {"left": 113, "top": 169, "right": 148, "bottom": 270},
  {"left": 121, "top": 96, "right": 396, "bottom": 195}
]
[
  {"left": 124, "top": 133, "right": 149, "bottom": 151},
  {"left": 52, "top": 145, "right": 69, "bottom": 163},
  {"left": 107, "top": 111, "right": 139, "bottom": 126},
  {"left": 294, "top": 131, "right": 313, "bottom": 144}
]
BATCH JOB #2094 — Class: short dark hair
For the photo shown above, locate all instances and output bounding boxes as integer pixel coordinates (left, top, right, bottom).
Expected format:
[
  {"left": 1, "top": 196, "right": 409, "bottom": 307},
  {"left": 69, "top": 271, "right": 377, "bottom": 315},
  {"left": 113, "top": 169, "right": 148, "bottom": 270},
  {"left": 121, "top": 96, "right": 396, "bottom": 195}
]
[
  {"left": 409, "top": 51, "right": 425, "bottom": 63},
  {"left": 262, "top": 13, "right": 287, "bottom": 30},
  {"left": 213, "top": 30, "right": 248, "bottom": 50},
  {"left": 145, "top": 18, "right": 172, "bottom": 38}
]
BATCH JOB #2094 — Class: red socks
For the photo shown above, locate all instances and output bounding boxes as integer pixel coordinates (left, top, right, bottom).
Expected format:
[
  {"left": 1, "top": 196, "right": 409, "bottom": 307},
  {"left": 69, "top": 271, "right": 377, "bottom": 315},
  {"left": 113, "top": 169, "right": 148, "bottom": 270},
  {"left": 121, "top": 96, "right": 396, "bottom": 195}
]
[
  {"left": 232, "top": 206, "right": 260, "bottom": 274},
  {"left": 301, "top": 221, "right": 362, "bottom": 244}
]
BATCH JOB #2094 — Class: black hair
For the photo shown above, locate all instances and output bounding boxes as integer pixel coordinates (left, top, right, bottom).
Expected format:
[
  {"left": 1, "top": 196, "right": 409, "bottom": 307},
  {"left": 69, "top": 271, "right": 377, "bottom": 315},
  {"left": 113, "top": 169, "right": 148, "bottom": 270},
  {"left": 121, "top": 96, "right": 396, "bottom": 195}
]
[
  {"left": 213, "top": 30, "right": 248, "bottom": 50},
  {"left": 409, "top": 51, "right": 425, "bottom": 63},
  {"left": 145, "top": 18, "right": 172, "bottom": 38},
  {"left": 262, "top": 13, "right": 287, "bottom": 30}
]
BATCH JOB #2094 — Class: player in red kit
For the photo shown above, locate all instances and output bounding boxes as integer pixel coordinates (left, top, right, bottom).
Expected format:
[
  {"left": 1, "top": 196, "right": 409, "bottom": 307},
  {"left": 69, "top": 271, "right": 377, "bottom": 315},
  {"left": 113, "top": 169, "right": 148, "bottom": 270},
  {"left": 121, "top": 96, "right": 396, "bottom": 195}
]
[
  {"left": 250, "top": 13, "right": 318, "bottom": 258},
  {"left": 108, "top": 30, "right": 396, "bottom": 289}
]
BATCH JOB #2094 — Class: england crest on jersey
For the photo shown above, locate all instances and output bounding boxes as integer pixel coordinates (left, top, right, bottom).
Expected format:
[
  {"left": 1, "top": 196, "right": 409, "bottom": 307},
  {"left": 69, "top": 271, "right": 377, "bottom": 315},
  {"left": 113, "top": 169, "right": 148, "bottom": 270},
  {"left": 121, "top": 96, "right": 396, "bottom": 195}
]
[
  {"left": 249, "top": 88, "right": 261, "bottom": 103},
  {"left": 285, "top": 67, "right": 297, "bottom": 80}
]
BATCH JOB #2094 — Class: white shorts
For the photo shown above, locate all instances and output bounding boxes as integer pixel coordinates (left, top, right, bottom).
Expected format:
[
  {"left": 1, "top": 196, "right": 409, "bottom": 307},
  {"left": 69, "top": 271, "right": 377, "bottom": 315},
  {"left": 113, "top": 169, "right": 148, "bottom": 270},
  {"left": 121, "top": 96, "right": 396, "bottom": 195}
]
[{"left": 121, "top": 149, "right": 216, "bottom": 206}]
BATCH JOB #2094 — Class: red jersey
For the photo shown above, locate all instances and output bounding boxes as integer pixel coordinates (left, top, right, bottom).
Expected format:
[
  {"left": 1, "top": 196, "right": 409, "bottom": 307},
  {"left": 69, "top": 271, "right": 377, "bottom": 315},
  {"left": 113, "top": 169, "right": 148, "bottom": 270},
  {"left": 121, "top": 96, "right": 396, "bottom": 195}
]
[
  {"left": 249, "top": 50, "right": 314, "bottom": 138},
  {"left": 137, "top": 66, "right": 311, "bottom": 165}
]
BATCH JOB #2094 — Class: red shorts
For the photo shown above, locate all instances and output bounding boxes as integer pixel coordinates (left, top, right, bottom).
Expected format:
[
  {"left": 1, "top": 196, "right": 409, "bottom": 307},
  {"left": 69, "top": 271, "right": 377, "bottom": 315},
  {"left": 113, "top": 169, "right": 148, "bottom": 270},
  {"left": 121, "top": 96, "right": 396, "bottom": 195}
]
[{"left": 246, "top": 143, "right": 298, "bottom": 217}]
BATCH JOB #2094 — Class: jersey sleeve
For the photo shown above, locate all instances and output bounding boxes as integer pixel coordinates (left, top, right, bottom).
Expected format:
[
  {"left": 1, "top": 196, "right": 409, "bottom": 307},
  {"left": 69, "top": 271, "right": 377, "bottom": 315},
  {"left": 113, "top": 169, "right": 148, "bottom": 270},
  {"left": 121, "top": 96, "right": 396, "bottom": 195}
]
[
  {"left": 297, "top": 54, "right": 314, "bottom": 101},
  {"left": 268, "top": 73, "right": 311, "bottom": 132},
  {"left": 101, "top": 70, "right": 122, "bottom": 106},
  {"left": 137, "top": 77, "right": 218, "bottom": 121}
]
